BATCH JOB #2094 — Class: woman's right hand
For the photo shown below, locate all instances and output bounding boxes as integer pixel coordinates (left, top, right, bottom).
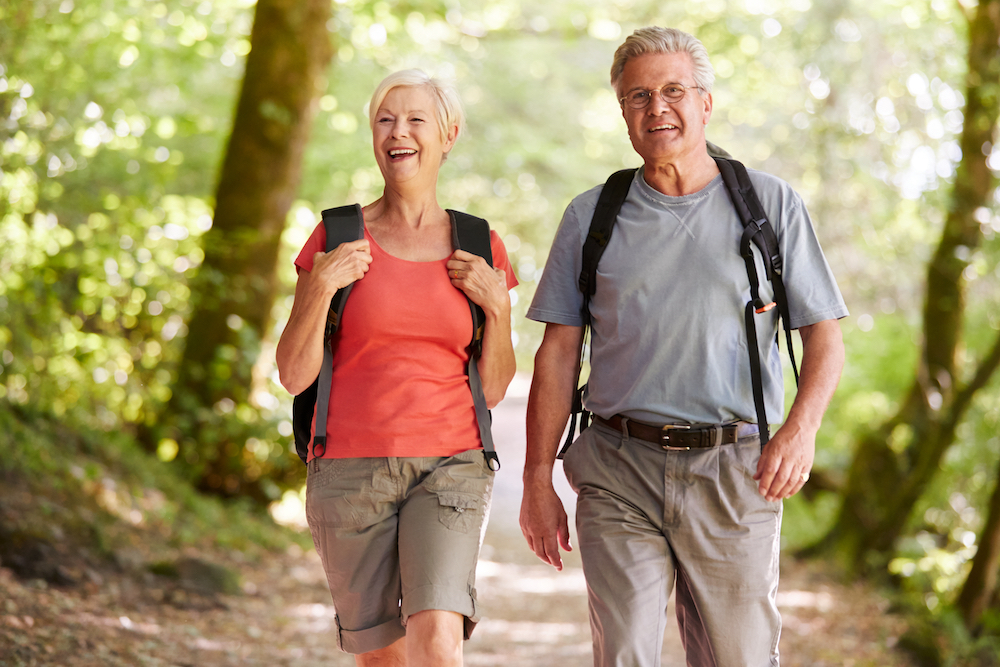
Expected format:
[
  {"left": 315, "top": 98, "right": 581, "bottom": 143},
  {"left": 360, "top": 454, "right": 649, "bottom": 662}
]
[{"left": 312, "top": 239, "right": 373, "bottom": 295}]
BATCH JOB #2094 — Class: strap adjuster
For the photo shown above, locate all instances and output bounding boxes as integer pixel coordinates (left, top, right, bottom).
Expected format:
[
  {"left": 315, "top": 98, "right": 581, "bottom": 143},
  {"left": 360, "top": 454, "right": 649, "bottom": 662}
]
[{"left": 312, "top": 436, "right": 327, "bottom": 459}]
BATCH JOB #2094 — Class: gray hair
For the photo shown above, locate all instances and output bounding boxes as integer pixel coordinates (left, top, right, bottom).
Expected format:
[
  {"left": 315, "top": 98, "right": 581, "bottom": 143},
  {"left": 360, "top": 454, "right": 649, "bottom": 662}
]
[
  {"left": 368, "top": 69, "right": 465, "bottom": 146},
  {"left": 610, "top": 27, "right": 715, "bottom": 97}
]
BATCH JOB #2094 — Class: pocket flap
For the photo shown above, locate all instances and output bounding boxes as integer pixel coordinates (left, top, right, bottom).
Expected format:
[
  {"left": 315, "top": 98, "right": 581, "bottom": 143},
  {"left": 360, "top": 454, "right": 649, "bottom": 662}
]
[{"left": 436, "top": 492, "right": 480, "bottom": 513}]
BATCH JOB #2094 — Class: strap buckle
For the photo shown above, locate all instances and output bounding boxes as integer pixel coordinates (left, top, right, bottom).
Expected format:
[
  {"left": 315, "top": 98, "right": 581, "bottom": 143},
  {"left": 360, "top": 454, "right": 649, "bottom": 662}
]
[{"left": 660, "top": 423, "right": 692, "bottom": 451}]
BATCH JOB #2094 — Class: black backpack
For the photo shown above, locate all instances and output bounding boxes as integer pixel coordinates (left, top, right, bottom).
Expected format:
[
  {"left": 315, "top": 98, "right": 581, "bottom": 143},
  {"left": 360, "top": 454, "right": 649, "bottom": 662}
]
[
  {"left": 561, "top": 153, "right": 799, "bottom": 453},
  {"left": 291, "top": 205, "right": 500, "bottom": 470}
]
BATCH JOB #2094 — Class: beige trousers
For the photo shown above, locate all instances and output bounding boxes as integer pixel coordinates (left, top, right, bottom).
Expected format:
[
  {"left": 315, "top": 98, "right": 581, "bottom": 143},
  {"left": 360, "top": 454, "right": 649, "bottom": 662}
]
[{"left": 563, "top": 421, "right": 782, "bottom": 667}]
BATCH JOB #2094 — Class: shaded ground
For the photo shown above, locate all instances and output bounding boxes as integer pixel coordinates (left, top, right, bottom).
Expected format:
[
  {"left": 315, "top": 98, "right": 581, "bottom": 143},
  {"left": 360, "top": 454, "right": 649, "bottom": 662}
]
[
  {"left": 0, "top": 384, "right": 915, "bottom": 666},
  {"left": 0, "top": 530, "right": 915, "bottom": 666}
]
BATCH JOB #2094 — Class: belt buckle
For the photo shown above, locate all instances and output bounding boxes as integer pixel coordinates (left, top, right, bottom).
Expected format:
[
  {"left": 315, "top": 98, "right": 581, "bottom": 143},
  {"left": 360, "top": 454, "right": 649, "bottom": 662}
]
[{"left": 660, "top": 423, "right": 692, "bottom": 451}]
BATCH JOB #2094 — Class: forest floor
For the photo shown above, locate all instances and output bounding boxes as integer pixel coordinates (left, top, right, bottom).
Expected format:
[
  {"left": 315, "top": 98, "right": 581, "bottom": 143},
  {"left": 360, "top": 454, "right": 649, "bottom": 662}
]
[
  {"left": 0, "top": 386, "right": 918, "bottom": 666},
  {"left": 0, "top": 525, "right": 916, "bottom": 667}
]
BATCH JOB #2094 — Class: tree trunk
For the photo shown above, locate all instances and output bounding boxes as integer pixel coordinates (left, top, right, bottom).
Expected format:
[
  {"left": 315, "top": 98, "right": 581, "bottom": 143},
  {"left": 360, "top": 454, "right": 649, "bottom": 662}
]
[
  {"left": 166, "top": 0, "right": 333, "bottom": 496},
  {"left": 810, "top": 0, "right": 1000, "bottom": 572},
  {"left": 957, "top": 454, "right": 1000, "bottom": 631}
]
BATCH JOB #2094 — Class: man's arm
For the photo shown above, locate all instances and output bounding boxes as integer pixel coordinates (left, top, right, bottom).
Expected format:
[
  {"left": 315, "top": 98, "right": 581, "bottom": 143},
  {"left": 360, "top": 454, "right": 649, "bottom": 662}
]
[
  {"left": 520, "top": 323, "right": 585, "bottom": 571},
  {"left": 753, "top": 317, "right": 845, "bottom": 502}
]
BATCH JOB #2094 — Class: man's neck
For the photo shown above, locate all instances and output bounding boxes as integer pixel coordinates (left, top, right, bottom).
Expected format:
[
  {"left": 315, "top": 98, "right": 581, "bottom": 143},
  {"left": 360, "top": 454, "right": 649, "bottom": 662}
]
[{"left": 642, "top": 152, "right": 719, "bottom": 197}]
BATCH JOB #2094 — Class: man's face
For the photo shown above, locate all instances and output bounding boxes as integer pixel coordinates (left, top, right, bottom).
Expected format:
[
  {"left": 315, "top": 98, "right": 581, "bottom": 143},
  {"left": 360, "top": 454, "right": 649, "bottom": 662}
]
[{"left": 619, "top": 52, "right": 712, "bottom": 165}]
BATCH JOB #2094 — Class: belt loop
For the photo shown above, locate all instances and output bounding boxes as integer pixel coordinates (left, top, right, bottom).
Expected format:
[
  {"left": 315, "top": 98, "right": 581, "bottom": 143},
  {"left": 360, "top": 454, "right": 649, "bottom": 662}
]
[
  {"left": 713, "top": 425, "right": 722, "bottom": 447},
  {"left": 619, "top": 416, "right": 630, "bottom": 442}
]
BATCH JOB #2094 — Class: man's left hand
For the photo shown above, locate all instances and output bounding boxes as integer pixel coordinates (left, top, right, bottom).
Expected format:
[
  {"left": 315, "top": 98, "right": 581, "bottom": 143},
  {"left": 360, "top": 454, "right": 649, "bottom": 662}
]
[
  {"left": 752, "top": 423, "right": 814, "bottom": 502},
  {"left": 751, "top": 318, "right": 845, "bottom": 503}
]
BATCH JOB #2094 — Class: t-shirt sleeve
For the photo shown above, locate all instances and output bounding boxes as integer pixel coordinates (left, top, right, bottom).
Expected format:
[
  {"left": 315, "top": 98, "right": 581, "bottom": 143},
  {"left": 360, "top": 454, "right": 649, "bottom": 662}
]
[
  {"left": 294, "top": 221, "right": 327, "bottom": 273},
  {"left": 526, "top": 191, "right": 596, "bottom": 327},
  {"left": 756, "top": 173, "right": 849, "bottom": 328},
  {"left": 489, "top": 230, "right": 520, "bottom": 291}
]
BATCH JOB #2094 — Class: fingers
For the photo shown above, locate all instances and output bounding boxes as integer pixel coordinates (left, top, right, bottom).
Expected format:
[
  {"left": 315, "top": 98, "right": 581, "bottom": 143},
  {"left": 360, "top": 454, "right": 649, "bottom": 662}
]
[
  {"left": 447, "top": 255, "right": 507, "bottom": 310},
  {"left": 519, "top": 488, "right": 571, "bottom": 571},
  {"left": 753, "top": 451, "right": 811, "bottom": 501},
  {"left": 313, "top": 240, "right": 372, "bottom": 291},
  {"left": 558, "top": 523, "right": 573, "bottom": 553}
]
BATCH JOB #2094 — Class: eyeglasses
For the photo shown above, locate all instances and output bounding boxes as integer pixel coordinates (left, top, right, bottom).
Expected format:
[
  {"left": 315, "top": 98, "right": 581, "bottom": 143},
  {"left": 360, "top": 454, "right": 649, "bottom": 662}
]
[{"left": 619, "top": 83, "right": 703, "bottom": 110}]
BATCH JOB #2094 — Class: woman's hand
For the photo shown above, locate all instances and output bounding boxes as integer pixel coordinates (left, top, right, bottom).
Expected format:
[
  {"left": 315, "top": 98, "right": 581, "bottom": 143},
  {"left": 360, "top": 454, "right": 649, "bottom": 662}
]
[
  {"left": 276, "top": 239, "right": 372, "bottom": 395},
  {"left": 312, "top": 239, "right": 373, "bottom": 297},
  {"left": 446, "top": 249, "right": 508, "bottom": 315}
]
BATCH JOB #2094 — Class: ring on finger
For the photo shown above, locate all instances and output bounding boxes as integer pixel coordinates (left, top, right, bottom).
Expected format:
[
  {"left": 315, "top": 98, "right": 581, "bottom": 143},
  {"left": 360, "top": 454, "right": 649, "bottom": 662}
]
[{"left": 800, "top": 472, "right": 810, "bottom": 483}]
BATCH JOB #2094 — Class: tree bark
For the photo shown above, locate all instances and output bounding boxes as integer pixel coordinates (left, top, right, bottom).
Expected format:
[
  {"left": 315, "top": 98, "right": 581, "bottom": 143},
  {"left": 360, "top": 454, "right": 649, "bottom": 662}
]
[
  {"left": 166, "top": 0, "right": 333, "bottom": 495},
  {"left": 810, "top": 0, "right": 1000, "bottom": 572},
  {"left": 957, "top": 448, "right": 1000, "bottom": 631}
]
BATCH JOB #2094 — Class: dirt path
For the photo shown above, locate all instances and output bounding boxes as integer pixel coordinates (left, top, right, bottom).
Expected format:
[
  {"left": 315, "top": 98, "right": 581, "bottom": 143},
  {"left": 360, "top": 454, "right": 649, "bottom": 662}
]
[
  {"left": 0, "top": 527, "right": 915, "bottom": 666},
  {"left": 0, "top": 387, "right": 915, "bottom": 666}
]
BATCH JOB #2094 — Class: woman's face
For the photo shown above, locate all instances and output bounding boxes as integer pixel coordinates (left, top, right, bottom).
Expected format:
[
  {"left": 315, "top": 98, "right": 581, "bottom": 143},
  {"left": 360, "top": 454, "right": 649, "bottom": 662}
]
[{"left": 372, "top": 85, "right": 456, "bottom": 186}]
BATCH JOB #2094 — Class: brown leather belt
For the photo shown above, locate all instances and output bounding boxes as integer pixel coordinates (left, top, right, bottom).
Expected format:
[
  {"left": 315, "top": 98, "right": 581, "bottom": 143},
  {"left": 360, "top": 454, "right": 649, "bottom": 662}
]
[{"left": 595, "top": 415, "right": 752, "bottom": 450}]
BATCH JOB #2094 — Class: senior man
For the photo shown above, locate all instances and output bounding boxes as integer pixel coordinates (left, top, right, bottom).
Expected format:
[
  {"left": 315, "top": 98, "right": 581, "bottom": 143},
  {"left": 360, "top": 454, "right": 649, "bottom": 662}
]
[{"left": 520, "top": 26, "right": 848, "bottom": 666}]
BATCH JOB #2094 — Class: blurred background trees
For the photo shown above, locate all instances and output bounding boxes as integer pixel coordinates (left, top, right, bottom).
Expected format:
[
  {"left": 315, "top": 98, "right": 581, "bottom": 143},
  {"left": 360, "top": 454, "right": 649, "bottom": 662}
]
[
  {"left": 2, "top": 0, "right": 999, "bottom": 659},
  {"left": 160, "top": 0, "right": 334, "bottom": 500}
]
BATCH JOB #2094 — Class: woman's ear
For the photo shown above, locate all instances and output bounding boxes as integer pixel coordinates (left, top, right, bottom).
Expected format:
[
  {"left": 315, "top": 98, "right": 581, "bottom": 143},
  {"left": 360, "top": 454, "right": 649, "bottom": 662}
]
[{"left": 443, "top": 123, "right": 459, "bottom": 153}]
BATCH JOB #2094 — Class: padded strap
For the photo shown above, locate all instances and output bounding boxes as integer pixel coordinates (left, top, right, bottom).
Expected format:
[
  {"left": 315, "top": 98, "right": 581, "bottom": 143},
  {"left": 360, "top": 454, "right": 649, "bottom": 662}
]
[
  {"left": 450, "top": 210, "right": 492, "bottom": 356},
  {"left": 312, "top": 204, "right": 364, "bottom": 457},
  {"left": 561, "top": 169, "right": 635, "bottom": 453},
  {"left": 579, "top": 169, "right": 637, "bottom": 307},
  {"left": 714, "top": 157, "right": 803, "bottom": 444},
  {"left": 718, "top": 159, "right": 799, "bottom": 386},
  {"left": 449, "top": 210, "right": 499, "bottom": 471}
]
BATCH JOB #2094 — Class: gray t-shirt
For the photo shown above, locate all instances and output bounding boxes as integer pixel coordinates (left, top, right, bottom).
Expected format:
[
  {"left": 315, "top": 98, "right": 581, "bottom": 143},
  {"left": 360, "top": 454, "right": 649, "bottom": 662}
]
[{"left": 527, "top": 167, "right": 848, "bottom": 425}]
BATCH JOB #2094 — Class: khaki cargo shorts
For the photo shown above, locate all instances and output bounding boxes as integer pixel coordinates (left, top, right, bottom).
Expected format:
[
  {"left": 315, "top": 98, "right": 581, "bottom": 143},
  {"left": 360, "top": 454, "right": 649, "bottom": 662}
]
[{"left": 305, "top": 449, "right": 494, "bottom": 655}]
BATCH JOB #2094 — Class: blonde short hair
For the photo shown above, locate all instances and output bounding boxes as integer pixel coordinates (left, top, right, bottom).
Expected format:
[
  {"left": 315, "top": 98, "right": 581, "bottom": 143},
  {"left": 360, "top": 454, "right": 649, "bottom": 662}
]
[
  {"left": 610, "top": 27, "right": 715, "bottom": 98},
  {"left": 368, "top": 69, "right": 465, "bottom": 146}
]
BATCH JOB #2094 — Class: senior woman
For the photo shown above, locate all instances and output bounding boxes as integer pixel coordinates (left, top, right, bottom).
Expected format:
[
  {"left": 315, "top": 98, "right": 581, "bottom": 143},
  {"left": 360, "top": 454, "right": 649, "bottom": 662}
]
[{"left": 276, "top": 69, "right": 517, "bottom": 667}]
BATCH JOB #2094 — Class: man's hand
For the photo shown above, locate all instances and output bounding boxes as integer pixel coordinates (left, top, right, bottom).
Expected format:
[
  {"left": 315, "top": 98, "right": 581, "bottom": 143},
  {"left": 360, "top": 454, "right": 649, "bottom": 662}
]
[
  {"left": 753, "top": 423, "right": 814, "bottom": 502},
  {"left": 753, "top": 318, "right": 844, "bottom": 502},
  {"left": 521, "top": 323, "right": 584, "bottom": 570},
  {"left": 520, "top": 478, "right": 572, "bottom": 571}
]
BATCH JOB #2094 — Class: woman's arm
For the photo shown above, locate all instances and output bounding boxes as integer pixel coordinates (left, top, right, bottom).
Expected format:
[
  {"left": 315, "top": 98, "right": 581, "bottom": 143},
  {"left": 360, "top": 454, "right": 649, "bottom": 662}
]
[
  {"left": 276, "top": 240, "right": 373, "bottom": 395},
  {"left": 446, "top": 250, "right": 516, "bottom": 408}
]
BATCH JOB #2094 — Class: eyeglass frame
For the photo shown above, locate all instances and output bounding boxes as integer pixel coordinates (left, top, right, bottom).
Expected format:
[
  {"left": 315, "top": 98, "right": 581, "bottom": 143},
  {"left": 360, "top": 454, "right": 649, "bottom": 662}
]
[{"left": 619, "top": 83, "right": 705, "bottom": 110}]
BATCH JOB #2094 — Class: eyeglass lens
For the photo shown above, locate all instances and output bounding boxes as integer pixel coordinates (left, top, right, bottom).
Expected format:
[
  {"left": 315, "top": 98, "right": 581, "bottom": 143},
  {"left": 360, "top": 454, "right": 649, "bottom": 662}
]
[{"left": 625, "top": 85, "right": 690, "bottom": 109}]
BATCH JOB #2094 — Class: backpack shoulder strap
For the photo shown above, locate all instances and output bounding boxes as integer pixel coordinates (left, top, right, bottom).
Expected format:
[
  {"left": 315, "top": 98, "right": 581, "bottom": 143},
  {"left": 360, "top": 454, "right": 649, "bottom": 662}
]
[
  {"left": 713, "top": 158, "right": 782, "bottom": 284},
  {"left": 309, "top": 204, "right": 364, "bottom": 461},
  {"left": 320, "top": 204, "right": 365, "bottom": 336},
  {"left": 578, "top": 169, "right": 637, "bottom": 314},
  {"left": 448, "top": 210, "right": 500, "bottom": 472},
  {"left": 556, "top": 168, "right": 636, "bottom": 458},
  {"left": 713, "top": 157, "right": 799, "bottom": 445},
  {"left": 451, "top": 210, "right": 493, "bottom": 265},
  {"left": 449, "top": 210, "right": 493, "bottom": 355}
]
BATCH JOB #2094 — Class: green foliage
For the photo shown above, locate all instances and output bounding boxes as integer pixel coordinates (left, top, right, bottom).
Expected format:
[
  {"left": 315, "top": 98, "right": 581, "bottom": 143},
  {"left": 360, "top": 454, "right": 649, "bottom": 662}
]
[
  {"left": 0, "top": 401, "right": 307, "bottom": 553},
  {"left": 0, "top": 0, "right": 248, "bottom": 433},
  {"left": 896, "top": 601, "right": 1000, "bottom": 667},
  {"left": 4, "top": 6, "right": 1000, "bottom": 650}
]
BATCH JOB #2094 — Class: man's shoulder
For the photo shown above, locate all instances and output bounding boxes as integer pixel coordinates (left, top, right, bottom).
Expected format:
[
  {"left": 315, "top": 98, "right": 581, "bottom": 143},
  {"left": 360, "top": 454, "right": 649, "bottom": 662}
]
[
  {"left": 566, "top": 170, "right": 642, "bottom": 220},
  {"left": 568, "top": 180, "right": 610, "bottom": 212},
  {"left": 739, "top": 165, "right": 800, "bottom": 200}
]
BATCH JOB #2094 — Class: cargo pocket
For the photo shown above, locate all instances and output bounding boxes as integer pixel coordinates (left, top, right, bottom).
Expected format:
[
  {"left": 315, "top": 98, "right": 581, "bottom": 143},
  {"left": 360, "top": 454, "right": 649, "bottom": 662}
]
[
  {"left": 306, "top": 459, "right": 370, "bottom": 528},
  {"left": 435, "top": 492, "right": 481, "bottom": 533}
]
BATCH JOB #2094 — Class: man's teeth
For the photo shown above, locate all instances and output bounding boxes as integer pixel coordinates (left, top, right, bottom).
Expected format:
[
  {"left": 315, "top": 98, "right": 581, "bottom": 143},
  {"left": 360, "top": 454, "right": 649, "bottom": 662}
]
[
  {"left": 389, "top": 149, "right": 416, "bottom": 156},
  {"left": 650, "top": 124, "right": 678, "bottom": 131}
]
